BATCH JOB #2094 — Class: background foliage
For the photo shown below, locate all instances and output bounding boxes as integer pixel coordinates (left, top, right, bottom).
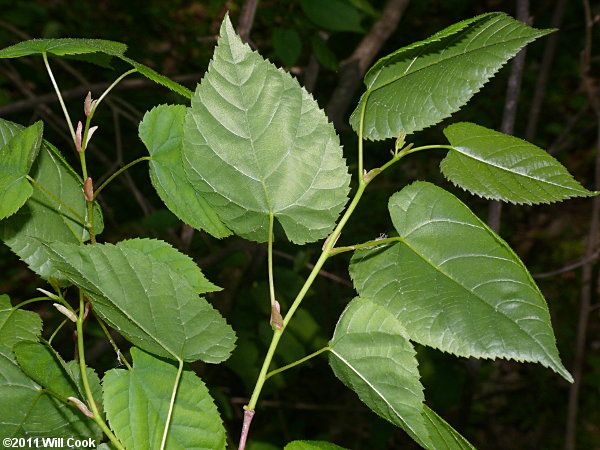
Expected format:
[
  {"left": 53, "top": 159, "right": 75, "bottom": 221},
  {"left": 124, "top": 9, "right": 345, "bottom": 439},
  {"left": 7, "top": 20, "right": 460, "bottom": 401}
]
[{"left": 0, "top": 0, "right": 598, "bottom": 448}]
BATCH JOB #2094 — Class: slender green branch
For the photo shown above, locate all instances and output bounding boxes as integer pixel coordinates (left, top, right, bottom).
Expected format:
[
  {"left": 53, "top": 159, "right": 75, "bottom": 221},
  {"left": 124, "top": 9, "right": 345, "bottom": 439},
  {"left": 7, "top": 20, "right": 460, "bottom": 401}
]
[
  {"left": 76, "top": 292, "right": 124, "bottom": 450},
  {"left": 42, "top": 52, "right": 76, "bottom": 143},
  {"left": 160, "top": 358, "right": 184, "bottom": 450},
  {"left": 86, "top": 201, "right": 96, "bottom": 244},
  {"left": 90, "top": 69, "right": 137, "bottom": 118},
  {"left": 357, "top": 94, "right": 369, "bottom": 185},
  {"left": 11, "top": 296, "right": 52, "bottom": 311},
  {"left": 48, "top": 317, "right": 70, "bottom": 344},
  {"left": 330, "top": 237, "right": 401, "bottom": 256},
  {"left": 93, "top": 156, "right": 151, "bottom": 200},
  {"left": 94, "top": 312, "right": 132, "bottom": 370},
  {"left": 265, "top": 347, "right": 330, "bottom": 381},
  {"left": 247, "top": 329, "right": 282, "bottom": 410},
  {"left": 267, "top": 213, "right": 276, "bottom": 307},
  {"left": 26, "top": 175, "right": 88, "bottom": 225},
  {"left": 399, "top": 144, "right": 455, "bottom": 157}
]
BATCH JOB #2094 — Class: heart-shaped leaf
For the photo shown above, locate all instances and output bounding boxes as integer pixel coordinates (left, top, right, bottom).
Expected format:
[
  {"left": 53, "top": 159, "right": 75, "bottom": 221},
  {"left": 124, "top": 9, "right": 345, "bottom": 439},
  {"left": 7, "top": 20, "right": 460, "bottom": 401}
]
[
  {"left": 41, "top": 241, "right": 236, "bottom": 363},
  {"left": 0, "top": 121, "right": 43, "bottom": 220},
  {"left": 350, "top": 182, "right": 572, "bottom": 381},
  {"left": 350, "top": 13, "right": 552, "bottom": 140},
  {"left": 139, "top": 105, "right": 231, "bottom": 238},
  {"left": 441, "top": 122, "right": 595, "bottom": 204},
  {"left": 183, "top": 15, "right": 350, "bottom": 244},
  {"left": 103, "top": 348, "right": 226, "bottom": 450},
  {"left": 0, "top": 119, "right": 103, "bottom": 282}
]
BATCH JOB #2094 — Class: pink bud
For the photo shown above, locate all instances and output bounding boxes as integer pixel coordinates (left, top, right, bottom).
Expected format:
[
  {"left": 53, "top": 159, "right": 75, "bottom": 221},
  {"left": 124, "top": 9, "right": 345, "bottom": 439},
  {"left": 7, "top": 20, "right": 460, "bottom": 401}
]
[
  {"left": 67, "top": 397, "right": 94, "bottom": 418},
  {"left": 84, "top": 91, "right": 93, "bottom": 117},
  {"left": 75, "top": 121, "right": 83, "bottom": 152},
  {"left": 84, "top": 177, "right": 93, "bottom": 202},
  {"left": 270, "top": 300, "right": 283, "bottom": 330}
]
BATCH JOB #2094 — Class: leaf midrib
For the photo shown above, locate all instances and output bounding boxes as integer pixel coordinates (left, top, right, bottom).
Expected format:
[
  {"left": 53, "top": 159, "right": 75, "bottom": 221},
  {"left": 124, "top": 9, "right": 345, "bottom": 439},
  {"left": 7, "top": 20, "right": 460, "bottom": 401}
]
[
  {"left": 385, "top": 237, "right": 563, "bottom": 370},
  {"left": 366, "top": 20, "right": 540, "bottom": 95},
  {"left": 449, "top": 145, "right": 586, "bottom": 193}
]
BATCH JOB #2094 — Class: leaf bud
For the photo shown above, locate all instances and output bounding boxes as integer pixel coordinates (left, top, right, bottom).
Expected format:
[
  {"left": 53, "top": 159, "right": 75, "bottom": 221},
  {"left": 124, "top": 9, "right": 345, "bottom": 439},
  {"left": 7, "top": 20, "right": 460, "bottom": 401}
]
[
  {"left": 270, "top": 300, "right": 283, "bottom": 330},
  {"left": 84, "top": 91, "right": 93, "bottom": 117},
  {"left": 395, "top": 131, "right": 406, "bottom": 152},
  {"left": 85, "top": 126, "right": 98, "bottom": 148},
  {"left": 52, "top": 303, "right": 77, "bottom": 323},
  {"left": 67, "top": 397, "right": 94, "bottom": 418},
  {"left": 36, "top": 287, "right": 59, "bottom": 300},
  {"left": 75, "top": 121, "right": 83, "bottom": 152},
  {"left": 84, "top": 177, "right": 94, "bottom": 202}
]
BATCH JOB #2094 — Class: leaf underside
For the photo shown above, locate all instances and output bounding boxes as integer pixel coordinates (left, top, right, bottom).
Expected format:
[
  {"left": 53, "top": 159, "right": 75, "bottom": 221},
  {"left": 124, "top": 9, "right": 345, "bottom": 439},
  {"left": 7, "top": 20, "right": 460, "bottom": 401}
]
[
  {"left": 350, "top": 182, "right": 572, "bottom": 382},
  {"left": 0, "top": 39, "right": 192, "bottom": 98},
  {"left": 0, "top": 122, "right": 43, "bottom": 220},
  {"left": 183, "top": 14, "right": 350, "bottom": 244},
  {"left": 328, "top": 298, "right": 429, "bottom": 445},
  {"left": 0, "top": 119, "right": 103, "bottom": 282},
  {"left": 350, "top": 12, "right": 553, "bottom": 140},
  {"left": 117, "top": 238, "right": 221, "bottom": 293},
  {"left": 41, "top": 241, "right": 236, "bottom": 363},
  {"left": 442, "top": 122, "right": 594, "bottom": 204},
  {"left": 139, "top": 104, "right": 231, "bottom": 238}
]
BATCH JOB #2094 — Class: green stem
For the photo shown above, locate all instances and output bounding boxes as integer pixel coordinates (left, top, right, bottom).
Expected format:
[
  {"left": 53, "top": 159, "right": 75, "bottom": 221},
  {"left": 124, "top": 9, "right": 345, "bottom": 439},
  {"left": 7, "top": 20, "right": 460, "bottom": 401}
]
[
  {"left": 42, "top": 52, "right": 76, "bottom": 143},
  {"left": 11, "top": 296, "right": 52, "bottom": 311},
  {"left": 90, "top": 69, "right": 137, "bottom": 118},
  {"left": 357, "top": 94, "right": 369, "bottom": 185},
  {"left": 76, "top": 292, "right": 124, "bottom": 450},
  {"left": 267, "top": 213, "right": 276, "bottom": 307},
  {"left": 93, "top": 156, "right": 151, "bottom": 200},
  {"left": 400, "top": 144, "right": 455, "bottom": 156},
  {"left": 48, "top": 317, "right": 70, "bottom": 344},
  {"left": 265, "top": 347, "right": 330, "bottom": 381},
  {"left": 26, "top": 175, "right": 87, "bottom": 225},
  {"left": 329, "top": 237, "right": 401, "bottom": 256},
  {"left": 160, "top": 358, "right": 184, "bottom": 450},
  {"left": 94, "top": 312, "right": 132, "bottom": 370}
]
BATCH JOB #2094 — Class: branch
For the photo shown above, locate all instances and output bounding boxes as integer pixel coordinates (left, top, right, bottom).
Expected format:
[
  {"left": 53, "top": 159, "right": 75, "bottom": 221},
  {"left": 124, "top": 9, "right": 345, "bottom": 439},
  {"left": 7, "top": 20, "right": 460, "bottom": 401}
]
[
  {"left": 488, "top": 0, "right": 530, "bottom": 231},
  {"left": 237, "top": 0, "right": 259, "bottom": 44},
  {"left": 525, "top": 0, "right": 568, "bottom": 142},
  {"left": 565, "top": 2, "right": 600, "bottom": 449},
  {"left": 325, "top": 0, "right": 411, "bottom": 129}
]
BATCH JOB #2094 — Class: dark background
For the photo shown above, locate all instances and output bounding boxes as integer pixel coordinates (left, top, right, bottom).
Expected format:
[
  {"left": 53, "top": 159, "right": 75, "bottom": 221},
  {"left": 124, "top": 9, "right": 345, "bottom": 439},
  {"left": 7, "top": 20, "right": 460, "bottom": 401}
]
[{"left": 0, "top": 0, "right": 598, "bottom": 449}]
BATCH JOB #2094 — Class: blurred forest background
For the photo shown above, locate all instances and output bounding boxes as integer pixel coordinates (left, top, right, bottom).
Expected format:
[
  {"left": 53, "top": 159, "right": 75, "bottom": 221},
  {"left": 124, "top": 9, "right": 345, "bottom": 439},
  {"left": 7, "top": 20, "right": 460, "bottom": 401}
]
[{"left": 0, "top": 0, "right": 599, "bottom": 449}]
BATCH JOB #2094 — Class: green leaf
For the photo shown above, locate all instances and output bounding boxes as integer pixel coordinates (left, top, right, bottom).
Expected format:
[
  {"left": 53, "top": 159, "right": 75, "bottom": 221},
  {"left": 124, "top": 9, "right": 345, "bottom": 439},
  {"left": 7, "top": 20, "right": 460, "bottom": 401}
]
[
  {"left": 14, "top": 341, "right": 81, "bottom": 401},
  {"left": 300, "top": 0, "right": 364, "bottom": 33},
  {"left": 0, "top": 121, "right": 43, "bottom": 220},
  {"left": 41, "top": 241, "right": 236, "bottom": 363},
  {"left": 310, "top": 36, "right": 339, "bottom": 71},
  {"left": 421, "top": 406, "right": 475, "bottom": 450},
  {"left": 120, "top": 56, "right": 193, "bottom": 99},
  {"left": 284, "top": 441, "right": 347, "bottom": 450},
  {"left": 328, "top": 298, "right": 429, "bottom": 445},
  {"left": 0, "top": 295, "right": 42, "bottom": 363},
  {"left": 103, "top": 348, "right": 226, "bottom": 450},
  {"left": 350, "top": 182, "right": 572, "bottom": 382},
  {"left": 350, "top": 13, "right": 553, "bottom": 140},
  {"left": 0, "top": 38, "right": 192, "bottom": 98},
  {"left": 441, "top": 122, "right": 595, "bottom": 204},
  {"left": 273, "top": 28, "right": 302, "bottom": 67},
  {"left": 117, "top": 238, "right": 221, "bottom": 293},
  {"left": 0, "top": 121, "right": 103, "bottom": 281},
  {"left": 184, "top": 15, "right": 350, "bottom": 244},
  {"left": 0, "top": 296, "right": 100, "bottom": 441},
  {"left": 139, "top": 104, "right": 231, "bottom": 238},
  {"left": 0, "top": 38, "right": 127, "bottom": 58}
]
